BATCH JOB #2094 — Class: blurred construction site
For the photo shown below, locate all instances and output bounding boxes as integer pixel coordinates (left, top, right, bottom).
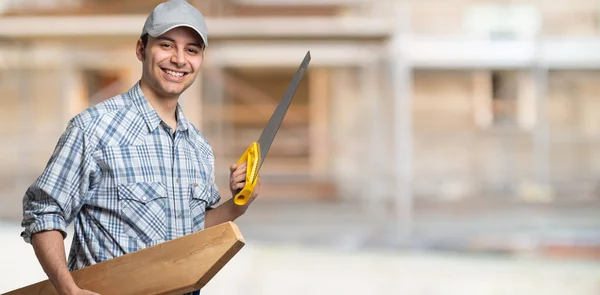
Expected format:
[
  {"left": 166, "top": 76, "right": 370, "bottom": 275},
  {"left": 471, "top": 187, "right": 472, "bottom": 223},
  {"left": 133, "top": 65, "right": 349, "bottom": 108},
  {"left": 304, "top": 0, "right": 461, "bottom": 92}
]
[{"left": 1, "top": 0, "right": 600, "bottom": 294}]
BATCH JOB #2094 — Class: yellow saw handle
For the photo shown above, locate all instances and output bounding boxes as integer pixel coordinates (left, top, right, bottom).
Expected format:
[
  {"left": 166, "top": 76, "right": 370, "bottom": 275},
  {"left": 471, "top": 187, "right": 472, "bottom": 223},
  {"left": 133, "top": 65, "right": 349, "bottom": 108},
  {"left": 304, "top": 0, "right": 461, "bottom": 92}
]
[{"left": 234, "top": 142, "right": 261, "bottom": 206}]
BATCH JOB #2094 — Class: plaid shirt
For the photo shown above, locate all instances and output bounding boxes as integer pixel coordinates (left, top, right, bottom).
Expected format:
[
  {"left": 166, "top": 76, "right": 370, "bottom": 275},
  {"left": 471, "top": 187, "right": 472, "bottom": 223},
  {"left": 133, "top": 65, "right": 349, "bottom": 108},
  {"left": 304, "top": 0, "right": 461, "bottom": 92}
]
[{"left": 21, "top": 82, "right": 220, "bottom": 295}]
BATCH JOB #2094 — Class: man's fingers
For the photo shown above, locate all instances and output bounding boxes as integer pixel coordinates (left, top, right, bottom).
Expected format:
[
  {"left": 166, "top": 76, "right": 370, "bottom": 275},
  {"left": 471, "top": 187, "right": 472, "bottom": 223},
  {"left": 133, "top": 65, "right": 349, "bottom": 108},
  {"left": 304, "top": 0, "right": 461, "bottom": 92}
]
[
  {"left": 230, "top": 172, "right": 246, "bottom": 189},
  {"left": 230, "top": 161, "right": 249, "bottom": 191},
  {"left": 235, "top": 182, "right": 245, "bottom": 190},
  {"left": 233, "top": 173, "right": 246, "bottom": 184},
  {"left": 230, "top": 161, "right": 247, "bottom": 173},
  {"left": 232, "top": 164, "right": 247, "bottom": 179},
  {"left": 231, "top": 180, "right": 245, "bottom": 190}
]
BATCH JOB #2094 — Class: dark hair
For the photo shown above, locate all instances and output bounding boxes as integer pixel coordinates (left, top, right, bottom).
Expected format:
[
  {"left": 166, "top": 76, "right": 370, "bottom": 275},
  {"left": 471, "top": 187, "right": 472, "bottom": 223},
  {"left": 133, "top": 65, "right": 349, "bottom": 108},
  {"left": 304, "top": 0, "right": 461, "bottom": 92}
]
[
  {"left": 140, "top": 33, "right": 149, "bottom": 59},
  {"left": 141, "top": 33, "right": 149, "bottom": 48}
]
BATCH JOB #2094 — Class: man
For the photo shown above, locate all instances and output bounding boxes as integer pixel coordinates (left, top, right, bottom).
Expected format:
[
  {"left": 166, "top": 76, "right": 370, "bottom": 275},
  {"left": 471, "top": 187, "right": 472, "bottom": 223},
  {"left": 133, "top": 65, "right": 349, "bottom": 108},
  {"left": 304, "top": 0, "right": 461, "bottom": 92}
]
[{"left": 20, "top": 1, "right": 259, "bottom": 294}]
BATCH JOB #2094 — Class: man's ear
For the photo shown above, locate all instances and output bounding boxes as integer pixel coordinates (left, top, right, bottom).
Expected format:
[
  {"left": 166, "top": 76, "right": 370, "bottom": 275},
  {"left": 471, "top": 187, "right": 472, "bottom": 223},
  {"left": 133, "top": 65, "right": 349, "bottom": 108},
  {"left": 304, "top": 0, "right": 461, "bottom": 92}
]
[{"left": 135, "top": 39, "right": 145, "bottom": 61}]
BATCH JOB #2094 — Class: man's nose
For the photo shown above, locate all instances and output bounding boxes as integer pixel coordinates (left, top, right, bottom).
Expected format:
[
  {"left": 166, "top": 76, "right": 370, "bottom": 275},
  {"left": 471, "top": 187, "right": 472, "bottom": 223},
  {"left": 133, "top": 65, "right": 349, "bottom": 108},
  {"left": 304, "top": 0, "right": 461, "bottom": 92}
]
[{"left": 170, "top": 50, "right": 186, "bottom": 67}]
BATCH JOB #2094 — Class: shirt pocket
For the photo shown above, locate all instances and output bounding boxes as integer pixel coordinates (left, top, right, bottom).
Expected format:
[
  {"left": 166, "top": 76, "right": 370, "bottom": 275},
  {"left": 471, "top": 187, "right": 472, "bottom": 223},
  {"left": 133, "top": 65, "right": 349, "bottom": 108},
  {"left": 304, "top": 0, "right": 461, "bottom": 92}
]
[
  {"left": 190, "top": 182, "right": 210, "bottom": 232},
  {"left": 117, "top": 181, "right": 168, "bottom": 244}
]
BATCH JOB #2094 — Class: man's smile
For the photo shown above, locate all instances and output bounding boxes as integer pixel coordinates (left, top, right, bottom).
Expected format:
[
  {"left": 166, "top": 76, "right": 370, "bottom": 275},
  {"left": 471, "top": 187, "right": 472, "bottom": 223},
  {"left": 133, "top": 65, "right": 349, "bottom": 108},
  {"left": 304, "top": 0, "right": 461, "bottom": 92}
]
[{"left": 161, "top": 68, "right": 188, "bottom": 78}]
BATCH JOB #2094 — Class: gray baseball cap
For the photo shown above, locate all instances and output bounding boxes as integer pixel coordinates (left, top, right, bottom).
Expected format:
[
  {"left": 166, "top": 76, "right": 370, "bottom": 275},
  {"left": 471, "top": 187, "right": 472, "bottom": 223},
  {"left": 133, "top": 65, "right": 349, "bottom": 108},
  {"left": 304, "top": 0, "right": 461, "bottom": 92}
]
[{"left": 141, "top": 0, "right": 208, "bottom": 47}]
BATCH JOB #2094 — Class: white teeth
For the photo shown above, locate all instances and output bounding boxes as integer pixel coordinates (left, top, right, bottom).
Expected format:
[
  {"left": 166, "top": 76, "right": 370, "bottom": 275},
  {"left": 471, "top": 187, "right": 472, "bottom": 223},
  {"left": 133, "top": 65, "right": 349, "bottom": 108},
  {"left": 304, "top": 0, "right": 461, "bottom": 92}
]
[{"left": 165, "top": 69, "right": 184, "bottom": 77}]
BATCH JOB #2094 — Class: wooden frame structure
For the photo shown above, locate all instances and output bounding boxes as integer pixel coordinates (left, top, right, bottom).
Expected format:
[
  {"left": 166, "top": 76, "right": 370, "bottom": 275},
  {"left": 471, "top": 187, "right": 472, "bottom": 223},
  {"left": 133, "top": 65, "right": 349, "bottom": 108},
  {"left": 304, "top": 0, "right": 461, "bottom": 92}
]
[{"left": 3, "top": 222, "right": 245, "bottom": 295}]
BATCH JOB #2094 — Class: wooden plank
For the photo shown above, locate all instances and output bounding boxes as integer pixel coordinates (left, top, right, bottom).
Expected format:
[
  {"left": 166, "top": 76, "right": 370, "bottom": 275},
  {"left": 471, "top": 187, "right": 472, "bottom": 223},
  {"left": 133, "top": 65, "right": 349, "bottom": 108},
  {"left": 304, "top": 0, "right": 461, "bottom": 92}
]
[{"left": 3, "top": 222, "right": 245, "bottom": 295}]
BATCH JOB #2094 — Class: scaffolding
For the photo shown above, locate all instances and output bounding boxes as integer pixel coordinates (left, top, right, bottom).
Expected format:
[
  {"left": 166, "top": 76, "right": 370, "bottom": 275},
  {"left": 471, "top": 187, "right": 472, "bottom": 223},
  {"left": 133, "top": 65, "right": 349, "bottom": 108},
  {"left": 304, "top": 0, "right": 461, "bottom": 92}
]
[{"left": 1, "top": 1, "right": 600, "bottom": 252}]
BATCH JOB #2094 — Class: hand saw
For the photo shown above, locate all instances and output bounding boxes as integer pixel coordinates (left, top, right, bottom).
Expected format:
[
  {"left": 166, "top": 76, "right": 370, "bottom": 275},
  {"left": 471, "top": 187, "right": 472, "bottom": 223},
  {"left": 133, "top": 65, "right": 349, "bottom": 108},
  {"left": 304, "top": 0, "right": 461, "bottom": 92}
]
[{"left": 233, "top": 51, "right": 311, "bottom": 206}]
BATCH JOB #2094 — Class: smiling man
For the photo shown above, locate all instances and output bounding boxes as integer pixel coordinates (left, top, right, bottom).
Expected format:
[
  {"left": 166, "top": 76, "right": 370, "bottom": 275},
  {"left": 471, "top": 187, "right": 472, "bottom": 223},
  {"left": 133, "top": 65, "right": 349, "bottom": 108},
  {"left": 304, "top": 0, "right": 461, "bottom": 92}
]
[{"left": 19, "top": 1, "right": 260, "bottom": 295}]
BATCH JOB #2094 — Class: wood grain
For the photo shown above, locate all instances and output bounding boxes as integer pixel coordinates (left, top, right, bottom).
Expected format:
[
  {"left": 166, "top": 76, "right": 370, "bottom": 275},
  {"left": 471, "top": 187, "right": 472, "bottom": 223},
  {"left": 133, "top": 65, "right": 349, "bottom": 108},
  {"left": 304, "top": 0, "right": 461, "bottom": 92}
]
[{"left": 3, "top": 222, "right": 245, "bottom": 295}]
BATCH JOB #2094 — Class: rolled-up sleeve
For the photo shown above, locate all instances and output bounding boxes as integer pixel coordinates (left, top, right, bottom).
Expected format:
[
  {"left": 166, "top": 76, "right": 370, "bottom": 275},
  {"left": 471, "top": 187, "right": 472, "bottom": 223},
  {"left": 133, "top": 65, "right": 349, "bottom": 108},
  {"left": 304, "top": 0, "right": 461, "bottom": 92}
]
[
  {"left": 208, "top": 183, "right": 221, "bottom": 208},
  {"left": 207, "top": 149, "right": 221, "bottom": 208},
  {"left": 21, "top": 125, "right": 98, "bottom": 243}
]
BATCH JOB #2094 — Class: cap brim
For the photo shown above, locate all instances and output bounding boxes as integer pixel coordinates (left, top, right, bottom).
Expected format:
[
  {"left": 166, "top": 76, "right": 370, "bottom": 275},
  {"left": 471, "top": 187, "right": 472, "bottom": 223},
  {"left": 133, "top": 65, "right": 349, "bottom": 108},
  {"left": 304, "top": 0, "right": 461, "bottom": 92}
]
[{"left": 147, "top": 23, "right": 208, "bottom": 47}]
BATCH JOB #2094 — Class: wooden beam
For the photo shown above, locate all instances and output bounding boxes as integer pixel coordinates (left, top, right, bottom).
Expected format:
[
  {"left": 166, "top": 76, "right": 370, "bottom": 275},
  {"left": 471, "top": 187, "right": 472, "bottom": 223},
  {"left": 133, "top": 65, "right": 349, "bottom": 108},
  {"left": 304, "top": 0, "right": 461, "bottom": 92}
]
[
  {"left": 203, "top": 104, "right": 309, "bottom": 126},
  {"left": 472, "top": 70, "right": 493, "bottom": 128},
  {"left": 211, "top": 127, "right": 310, "bottom": 158},
  {"left": 217, "top": 70, "right": 287, "bottom": 119},
  {"left": 0, "top": 16, "right": 393, "bottom": 39},
  {"left": 0, "top": 42, "right": 377, "bottom": 70},
  {"left": 308, "top": 68, "right": 330, "bottom": 176},
  {"left": 3, "top": 1, "right": 166, "bottom": 16},
  {"left": 234, "top": 0, "right": 369, "bottom": 5},
  {"left": 517, "top": 71, "right": 537, "bottom": 130},
  {"left": 205, "top": 42, "right": 379, "bottom": 67},
  {"left": 3, "top": 222, "right": 245, "bottom": 295},
  {"left": 230, "top": 4, "right": 339, "bottom": 17}
]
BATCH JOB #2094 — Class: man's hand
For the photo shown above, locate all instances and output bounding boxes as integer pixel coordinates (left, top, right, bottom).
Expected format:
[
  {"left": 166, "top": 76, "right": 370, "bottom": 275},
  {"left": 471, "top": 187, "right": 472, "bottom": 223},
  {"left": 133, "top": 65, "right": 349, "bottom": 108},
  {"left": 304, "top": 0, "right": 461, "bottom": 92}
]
[
  {"left": 229, "top": 161, "right": 261, "bottom": 207},
  {"left": 205, "top": 161, "right": 262, "bottom": 228}
]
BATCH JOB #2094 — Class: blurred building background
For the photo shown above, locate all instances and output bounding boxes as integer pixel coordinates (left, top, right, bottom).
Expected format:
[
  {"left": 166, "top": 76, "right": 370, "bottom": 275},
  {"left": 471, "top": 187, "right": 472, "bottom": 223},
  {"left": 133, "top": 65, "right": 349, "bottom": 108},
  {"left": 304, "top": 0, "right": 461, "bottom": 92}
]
[{"left": 1, "top": 0, "right": 600, "bottom": 294}]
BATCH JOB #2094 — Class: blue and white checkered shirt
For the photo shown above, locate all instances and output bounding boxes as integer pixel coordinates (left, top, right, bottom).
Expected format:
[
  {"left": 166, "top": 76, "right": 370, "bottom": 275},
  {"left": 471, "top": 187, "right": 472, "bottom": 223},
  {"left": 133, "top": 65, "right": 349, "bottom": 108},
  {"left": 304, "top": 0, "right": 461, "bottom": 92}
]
[{"left": 21, "top": 82, "right": 220, "bottom": 295}]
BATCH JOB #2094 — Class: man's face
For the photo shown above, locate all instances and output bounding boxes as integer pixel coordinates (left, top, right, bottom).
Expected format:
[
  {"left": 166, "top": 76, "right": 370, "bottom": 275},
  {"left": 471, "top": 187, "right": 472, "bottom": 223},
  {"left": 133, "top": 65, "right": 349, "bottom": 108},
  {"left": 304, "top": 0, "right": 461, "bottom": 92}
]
[{"left": 136, "top": 26, "right": 204, "bottom": 100}]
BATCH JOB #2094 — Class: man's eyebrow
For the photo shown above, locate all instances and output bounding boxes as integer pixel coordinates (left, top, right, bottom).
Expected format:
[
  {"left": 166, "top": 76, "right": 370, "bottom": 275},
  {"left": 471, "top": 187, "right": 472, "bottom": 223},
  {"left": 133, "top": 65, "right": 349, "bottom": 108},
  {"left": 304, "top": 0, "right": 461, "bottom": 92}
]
[
  {"left": 156, "top": 36, "right": 203, "bottom": 48},
  {"left": 188, "top": 42, "right": 204, "bottom": 48},
  {"left": 156, "top": 36, "right": 175, "bottom": 43}
]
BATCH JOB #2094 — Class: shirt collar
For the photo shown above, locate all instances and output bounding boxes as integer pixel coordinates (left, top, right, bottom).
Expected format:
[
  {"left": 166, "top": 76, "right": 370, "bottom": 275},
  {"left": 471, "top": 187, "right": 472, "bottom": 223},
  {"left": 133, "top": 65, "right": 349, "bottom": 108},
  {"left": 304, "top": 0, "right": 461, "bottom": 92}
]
[
  {"left": 128, "top": 81, "right": 191, "bottom": 133},
  {"left": 175, "top": 103, "right": 191, "bottom": 132}
]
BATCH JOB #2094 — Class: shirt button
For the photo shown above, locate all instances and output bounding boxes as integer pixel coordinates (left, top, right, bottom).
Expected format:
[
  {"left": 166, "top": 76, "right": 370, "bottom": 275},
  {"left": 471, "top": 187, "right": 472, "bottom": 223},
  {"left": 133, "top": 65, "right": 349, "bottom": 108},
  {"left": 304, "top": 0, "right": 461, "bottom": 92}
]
[
  {"left": 142, "top": 196, "right": 147, "bottom": 201},
  {"left": 177, "top": 213, "right": 182, "bottom": 218},
  {"left": 176, "top": 178, "right": 179, "bottom": 183}
]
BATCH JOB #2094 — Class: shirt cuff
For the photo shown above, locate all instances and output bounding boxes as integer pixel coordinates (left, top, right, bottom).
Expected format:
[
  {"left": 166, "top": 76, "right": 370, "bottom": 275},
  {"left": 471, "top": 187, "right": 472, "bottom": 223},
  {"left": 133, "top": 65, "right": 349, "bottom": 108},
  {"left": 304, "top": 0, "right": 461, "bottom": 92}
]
[
  {"left": 21, "top": 214, "right": 68, "bottom": 244},
  {"left": 209, "top": 185, "right": 222, "bottom": 208}
]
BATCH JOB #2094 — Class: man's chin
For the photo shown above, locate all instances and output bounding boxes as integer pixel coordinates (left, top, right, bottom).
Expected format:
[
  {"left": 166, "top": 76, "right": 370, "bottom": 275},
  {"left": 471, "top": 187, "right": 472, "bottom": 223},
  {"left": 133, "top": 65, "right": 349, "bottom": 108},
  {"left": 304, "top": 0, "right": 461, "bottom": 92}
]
[{"left": 159, "top": 85, "right": 188, "bottom": 98}]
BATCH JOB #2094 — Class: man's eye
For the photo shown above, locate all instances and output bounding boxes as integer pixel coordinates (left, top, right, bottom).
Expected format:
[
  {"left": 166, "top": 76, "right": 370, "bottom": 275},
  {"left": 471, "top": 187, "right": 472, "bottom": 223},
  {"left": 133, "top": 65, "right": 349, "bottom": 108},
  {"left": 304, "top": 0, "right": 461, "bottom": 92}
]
[
  {"left": 161, "top": 43, "right": 172, "bottom": 48},
  {"left": 187, "top": 49, "right": 198, "bottom": 54}
]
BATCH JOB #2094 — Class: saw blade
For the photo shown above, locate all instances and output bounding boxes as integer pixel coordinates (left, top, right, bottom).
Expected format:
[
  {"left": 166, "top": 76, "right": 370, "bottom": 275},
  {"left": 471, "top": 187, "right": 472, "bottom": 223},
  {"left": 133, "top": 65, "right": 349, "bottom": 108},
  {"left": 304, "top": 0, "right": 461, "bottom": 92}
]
[{"left": 256, "top": 51, "right": 311, "bottom": 169}]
